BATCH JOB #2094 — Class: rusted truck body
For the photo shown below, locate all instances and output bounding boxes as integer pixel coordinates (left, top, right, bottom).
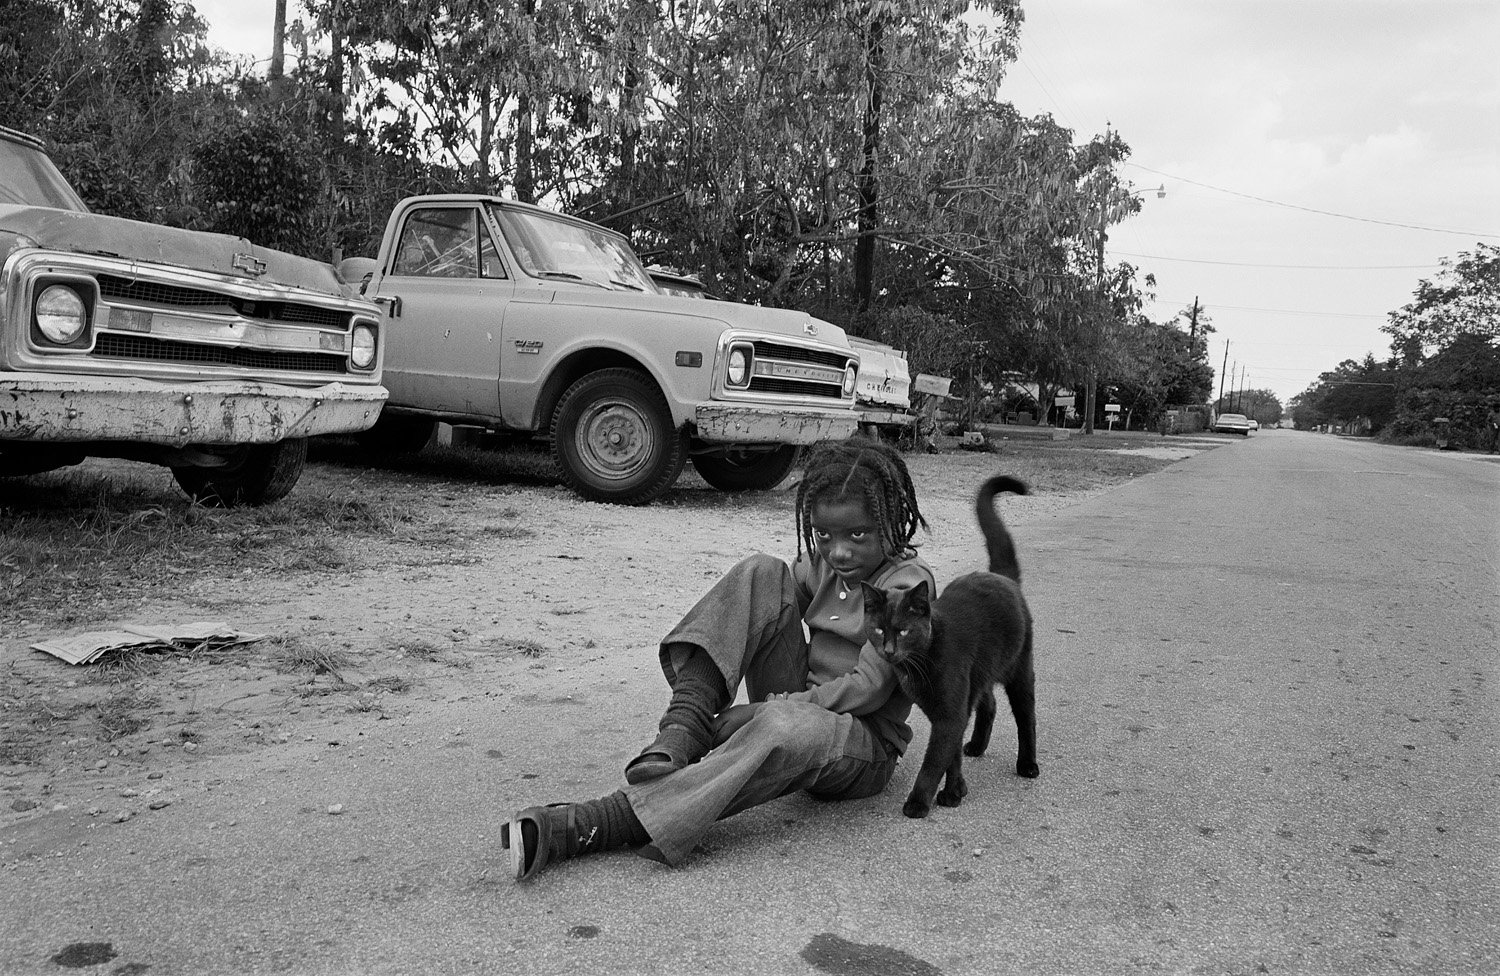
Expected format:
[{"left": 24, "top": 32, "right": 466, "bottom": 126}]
[{"left": 0, "top": 126, "right": 386, "bottom": 505}]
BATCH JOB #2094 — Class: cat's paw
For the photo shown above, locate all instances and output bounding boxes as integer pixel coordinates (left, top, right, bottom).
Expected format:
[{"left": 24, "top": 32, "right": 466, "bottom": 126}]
[
  {"left": 902, "top": 795, "right": 932, "bottom": 819},
  {"left": 936, "top": 787, "right": 965, "bottom": 808},
  {"left": 1016, "top": 759, "right": 1040, "bottom": 778}
]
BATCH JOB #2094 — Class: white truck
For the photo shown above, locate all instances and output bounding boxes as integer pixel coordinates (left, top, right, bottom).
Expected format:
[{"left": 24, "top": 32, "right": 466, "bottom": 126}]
[
  {"left": 344, "top": 195, "right": 863, "bottom": 504},
  {"left": 0, "top": 126, "right": 387, "bottom": 505}
]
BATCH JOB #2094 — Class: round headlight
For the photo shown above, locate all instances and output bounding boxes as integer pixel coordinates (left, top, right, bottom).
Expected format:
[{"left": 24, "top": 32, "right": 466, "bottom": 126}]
[
  {"left": 351, "top": 323, "right": 378, "bottom": 369},
  {"left": 843, "top": 363, "right": 858, "bottom": 397},
  {"left": 35, "top": 285, "right": 88, "bottom": 344},
  {"left": 727, "top": 347, "right": 750, "bottom": 387}
]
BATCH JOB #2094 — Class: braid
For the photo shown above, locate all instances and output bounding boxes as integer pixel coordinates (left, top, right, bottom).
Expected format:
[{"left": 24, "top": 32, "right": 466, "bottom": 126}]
[{"left": 794, "top": 436, "right": 928, "bottom": 559}]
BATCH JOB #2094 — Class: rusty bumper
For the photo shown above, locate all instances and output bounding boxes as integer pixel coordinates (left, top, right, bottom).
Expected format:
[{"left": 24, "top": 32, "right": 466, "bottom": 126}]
[
  {"left": 0, "top": 373, "right": 388, "bottom": 446},
  {"left": 693, "top": 403, "right": 860, "bottom": 445}
]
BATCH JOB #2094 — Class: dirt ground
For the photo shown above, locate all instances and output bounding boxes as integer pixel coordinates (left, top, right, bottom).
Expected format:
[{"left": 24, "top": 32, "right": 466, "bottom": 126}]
[{"left": 0, "top": 430, "right": 1217, "bottom": 838}]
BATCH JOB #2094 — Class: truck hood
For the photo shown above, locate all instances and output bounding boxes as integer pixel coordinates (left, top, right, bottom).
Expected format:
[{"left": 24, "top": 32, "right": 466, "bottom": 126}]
[
  {"left": 0, "top": 205, "right": 350, "bottom": 297},
  {"left": 554, "top": 289, "right": 851, "bottom": 348}
]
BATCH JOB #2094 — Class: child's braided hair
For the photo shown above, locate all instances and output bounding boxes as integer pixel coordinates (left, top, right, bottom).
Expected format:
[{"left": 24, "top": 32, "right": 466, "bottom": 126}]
[{"left": 794, "top": 436, "right": 929, "bottom": 559}]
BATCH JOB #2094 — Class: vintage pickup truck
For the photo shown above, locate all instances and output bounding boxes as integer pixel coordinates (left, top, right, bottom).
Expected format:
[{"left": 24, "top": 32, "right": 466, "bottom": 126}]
[
  {"left": 342, "top": 195, "right": 862, "bottom": 504},
  {"left": 0, "top": 126, "right": 387, "bottom": 505}
]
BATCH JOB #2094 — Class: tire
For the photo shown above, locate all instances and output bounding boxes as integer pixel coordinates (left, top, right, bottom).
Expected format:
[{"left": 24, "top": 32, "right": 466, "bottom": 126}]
[
  {"left": 550, "top": 368, "right": 685, "bottom": 505},
  {"left": 691, "top": 445, "right": 801, "bottom": 492},
  {"left": 171, "top": 438, "right": 308, "bottom": 507},
  {"left": 355, "top": 414, "right": 437, "bottom": 456}
]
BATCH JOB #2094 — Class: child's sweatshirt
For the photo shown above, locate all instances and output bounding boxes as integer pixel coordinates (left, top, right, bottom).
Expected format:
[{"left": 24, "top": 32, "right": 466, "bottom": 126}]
[{"left": 786, "top": 549, "right": 936, "bottom": 756}]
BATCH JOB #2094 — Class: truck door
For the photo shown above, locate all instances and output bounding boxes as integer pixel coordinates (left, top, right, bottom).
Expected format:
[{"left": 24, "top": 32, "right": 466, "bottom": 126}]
[{"left": 377, "top": 205, "right": 511, "bottom": 419}]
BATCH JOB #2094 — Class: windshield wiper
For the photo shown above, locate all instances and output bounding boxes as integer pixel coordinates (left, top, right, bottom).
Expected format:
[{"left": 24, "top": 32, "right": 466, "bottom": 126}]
[
  {"left": 531, "top": 269, "right": 607, "bottom": 288},
  {"left": 609, "top": 277, "right": 645, "bottom": 292}
]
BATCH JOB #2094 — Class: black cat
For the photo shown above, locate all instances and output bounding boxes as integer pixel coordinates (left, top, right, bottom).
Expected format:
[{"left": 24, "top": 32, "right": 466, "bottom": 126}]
[{"left": 861, "top": 474, "right": 1039, "bottom": 819}]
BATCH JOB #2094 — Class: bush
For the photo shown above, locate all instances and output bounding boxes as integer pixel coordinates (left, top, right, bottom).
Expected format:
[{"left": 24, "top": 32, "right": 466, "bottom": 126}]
[{"left": 192, "top": 112, "right": 319, "bottom": 254}]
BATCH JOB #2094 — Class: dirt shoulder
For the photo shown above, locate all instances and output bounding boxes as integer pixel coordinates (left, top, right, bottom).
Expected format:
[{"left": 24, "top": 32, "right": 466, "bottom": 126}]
[{"left": 1, "top": 430, "right": 1222, "bottom": 835}]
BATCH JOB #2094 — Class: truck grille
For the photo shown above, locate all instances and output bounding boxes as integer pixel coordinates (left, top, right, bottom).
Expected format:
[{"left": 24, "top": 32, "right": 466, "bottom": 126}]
[
  {"left": 97, "top": 275, "right": 352, "bottom": 329},
  {"left": 747, "top": 340, "right": 853, "bottom": 400},
  {"left": 94, "top": 334, "right": 347, "bottom": 374}
]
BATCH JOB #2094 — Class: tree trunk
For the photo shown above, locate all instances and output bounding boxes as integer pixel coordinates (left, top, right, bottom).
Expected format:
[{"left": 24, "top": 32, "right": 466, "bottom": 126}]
[
  {"left": 270, "top": 0, "right": 286, "bottom": 81},
  {"left": 852, "top": 15, "right": 884, "bottom": 326},
  {"left": 515, "top": 0, "right": 536, "bottom": 203},
  {"left": 617, "top": 42, "right": 641, "bottom": 235},
  {"left": 327, "top": 0, "right": 344, "bottom": 146}
]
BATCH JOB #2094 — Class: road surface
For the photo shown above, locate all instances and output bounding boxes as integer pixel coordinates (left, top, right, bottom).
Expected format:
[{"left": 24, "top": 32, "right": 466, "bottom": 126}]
[{"left": 3, "top": 431, "right": 1496, "bottom": 975}]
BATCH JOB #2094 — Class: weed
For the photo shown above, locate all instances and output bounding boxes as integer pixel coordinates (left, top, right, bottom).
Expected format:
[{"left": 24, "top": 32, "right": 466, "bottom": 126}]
[
  {"left": 94, "top": 694, "right": 153, "bottom": 741},
  {"left": 398, "top": 640, "right": 446, "bottom": 662},
  {"left": 487, "top": 637, "right": 546, "bottom": 658},
  {"left": 268, "top": 636, "right": 351, "bottom": 681},
  {"left": 483, "top": 524, "right": 535, "bottom": 539}
]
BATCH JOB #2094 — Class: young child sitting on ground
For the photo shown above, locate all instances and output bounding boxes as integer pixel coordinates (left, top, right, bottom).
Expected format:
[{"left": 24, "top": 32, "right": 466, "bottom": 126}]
[{"left": 502, "top": 437, "right": 935, "bottom": 880}]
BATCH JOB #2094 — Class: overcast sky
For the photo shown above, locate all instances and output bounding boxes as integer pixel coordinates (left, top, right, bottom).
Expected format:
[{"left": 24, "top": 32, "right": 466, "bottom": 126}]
[{"left": 197, "top": 1, "right": 1500, "bottom": 406}]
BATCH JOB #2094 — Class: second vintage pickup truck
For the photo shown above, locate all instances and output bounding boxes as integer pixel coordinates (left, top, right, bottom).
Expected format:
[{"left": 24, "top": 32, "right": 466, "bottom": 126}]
[{"left": 342, "top": 195, "right": 863, "bottom": 504}]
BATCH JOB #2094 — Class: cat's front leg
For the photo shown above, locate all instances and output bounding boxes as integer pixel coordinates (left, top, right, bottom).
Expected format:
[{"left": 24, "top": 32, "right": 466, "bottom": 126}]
[
  {"left": 936, "top": 761, "right": 968, "bottom": 807},
  {"left": 904, "top": 719, "right": 966, "bottom": 818}
]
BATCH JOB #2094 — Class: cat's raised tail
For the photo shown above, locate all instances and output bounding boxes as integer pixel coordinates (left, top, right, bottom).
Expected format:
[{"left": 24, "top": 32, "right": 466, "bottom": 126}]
[{"left": 976, "top": 475, "right": 1028, "bottom": 583}]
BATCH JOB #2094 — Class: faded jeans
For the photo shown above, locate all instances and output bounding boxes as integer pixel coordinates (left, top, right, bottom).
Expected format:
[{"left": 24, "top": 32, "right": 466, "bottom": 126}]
[{"left": 623, "top": 553, "right": 899, "bottom": 866}]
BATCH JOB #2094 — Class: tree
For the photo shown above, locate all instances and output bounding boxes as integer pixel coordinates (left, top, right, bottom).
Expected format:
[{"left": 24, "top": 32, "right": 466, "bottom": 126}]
[
  {"left": 1292, "top": 357, "right": 1395, "bottom": 433},
  {"left": 1383, "top": 243, "right": 1500, "bottom": 363}
]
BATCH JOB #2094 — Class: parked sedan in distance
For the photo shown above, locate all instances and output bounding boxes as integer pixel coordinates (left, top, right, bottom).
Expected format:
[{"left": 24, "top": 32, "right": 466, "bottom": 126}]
[{"left": 1213, "top": 412, "right": 1253, "bottom": 436}]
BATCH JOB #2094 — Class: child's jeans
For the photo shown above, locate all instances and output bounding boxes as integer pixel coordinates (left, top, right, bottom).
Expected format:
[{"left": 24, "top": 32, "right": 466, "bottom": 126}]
[{"left": 623, "top": 553, "right": 900, "bottom": 866}]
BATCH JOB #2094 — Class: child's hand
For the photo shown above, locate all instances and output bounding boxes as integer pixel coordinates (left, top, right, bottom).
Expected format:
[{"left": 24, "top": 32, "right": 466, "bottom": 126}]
[{"left": 711, "top": 703, "right": 763, "bottom": 746}]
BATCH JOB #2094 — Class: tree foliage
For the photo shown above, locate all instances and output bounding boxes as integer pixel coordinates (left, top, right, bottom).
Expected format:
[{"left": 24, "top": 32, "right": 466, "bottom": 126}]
[
  {"left": 0, "top": 0, "right": 1206, "bottom": 423},
  {"left": 1383, "top": 244, "right": 1500, "bottom": 363},
  {"left": 1295, "top": 245, "right": 1499, "bottom": 448}
]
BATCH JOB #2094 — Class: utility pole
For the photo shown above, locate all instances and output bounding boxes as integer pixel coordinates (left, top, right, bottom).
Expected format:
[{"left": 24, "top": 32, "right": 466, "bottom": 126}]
[
  {"left": 1084, "top": 126, "right": 1110, "bottom": 436},
  {"left": 1217, "top": 341, "right": 1230, "bottom": 413},
  {"left": 1188, "top": 296, "right": 1200, "bottom": 340}
]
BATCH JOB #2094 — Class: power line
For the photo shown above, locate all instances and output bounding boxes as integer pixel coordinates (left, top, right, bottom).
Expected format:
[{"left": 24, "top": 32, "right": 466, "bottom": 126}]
[
  {"left": 1125, "top": 162, "right": 1500, "bottom": 239},
  {"left": 1115, "top": 250, "right": 1439, "bottom": 271},
  {"left": 1148, "top": 296, "right": 1387, "bottom": 320}
]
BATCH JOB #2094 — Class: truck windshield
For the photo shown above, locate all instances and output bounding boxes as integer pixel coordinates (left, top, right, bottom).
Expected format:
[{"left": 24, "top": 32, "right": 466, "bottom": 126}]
[
  {"left": 0, "top": 136, "right": 89, "bottom": 211},
  {"left": 491, "top": 205, "right": 657, "bottom": 293}
]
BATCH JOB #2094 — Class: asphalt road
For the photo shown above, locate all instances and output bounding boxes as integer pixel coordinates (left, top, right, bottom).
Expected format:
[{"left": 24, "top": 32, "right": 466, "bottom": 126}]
[{"left": 3, "top": 431, "right": 1497, "bottom": 976}]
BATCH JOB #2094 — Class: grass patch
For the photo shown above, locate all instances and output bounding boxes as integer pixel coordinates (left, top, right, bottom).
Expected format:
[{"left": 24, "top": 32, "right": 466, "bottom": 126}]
[{"left": 0, "top": 466, "right": 428, "bottom": 629}]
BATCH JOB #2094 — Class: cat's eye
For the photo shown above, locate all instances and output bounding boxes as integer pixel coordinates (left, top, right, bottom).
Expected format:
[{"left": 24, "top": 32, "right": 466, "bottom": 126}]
[
  {"left": 872, "top": 627, "right": 884, "bottom": 635},
  {"left": 899, "top": 629, "right": 909, "bottom": 636}
]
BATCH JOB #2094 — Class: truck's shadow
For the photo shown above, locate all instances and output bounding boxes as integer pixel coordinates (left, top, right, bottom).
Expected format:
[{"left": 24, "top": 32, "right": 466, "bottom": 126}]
[{"left": 308, "top": 436, "right": 798, "bottom": 512}]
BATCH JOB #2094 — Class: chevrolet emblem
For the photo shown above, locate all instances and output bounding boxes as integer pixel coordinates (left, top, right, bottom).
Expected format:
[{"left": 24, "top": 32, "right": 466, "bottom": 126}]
[
  {"left": 803, "top": 322, "right": 818, "bottom": 337},
  {"left": 233, "top": 252, "right": 268, "bottom": 277}
]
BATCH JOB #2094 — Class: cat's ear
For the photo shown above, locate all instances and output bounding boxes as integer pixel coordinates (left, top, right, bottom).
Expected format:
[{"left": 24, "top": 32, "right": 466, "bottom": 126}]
[
  {"left": 908, "top": 579, "right": 932, "bottom": 615},
  {"left": 859, "top": 580, "right": 886, "bottom": 607}
]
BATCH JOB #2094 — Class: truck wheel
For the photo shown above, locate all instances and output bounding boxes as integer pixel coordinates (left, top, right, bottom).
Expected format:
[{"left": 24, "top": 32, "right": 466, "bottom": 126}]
[
  {"left": 692, "top": 445, "right": 801, "bottom": 492},
  {"left": 355, "top": 415, "right": 437, "bottom": 456},
  {"left": 551, "top": 368, "right": 685, "bottom": 505},
  {"left": 171, "top": 438, "right": 308, "bottom": 507}
]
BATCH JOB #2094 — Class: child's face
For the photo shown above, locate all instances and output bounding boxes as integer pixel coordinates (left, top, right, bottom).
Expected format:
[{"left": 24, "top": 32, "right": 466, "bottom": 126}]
[{"left": 809, "top": 495, "right": 887, "bottom": 585}]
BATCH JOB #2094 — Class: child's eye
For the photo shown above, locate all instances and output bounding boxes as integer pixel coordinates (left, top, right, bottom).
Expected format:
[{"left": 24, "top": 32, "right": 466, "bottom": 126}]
[
  {"left": 849, "top": 531, "right": 868, "bottom": 541},
  {"left": 899, "top": 629, "right": 910, "bottom": 637}
]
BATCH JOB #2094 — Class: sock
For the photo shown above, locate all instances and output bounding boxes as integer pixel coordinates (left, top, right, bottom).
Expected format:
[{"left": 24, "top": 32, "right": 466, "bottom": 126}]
[
  {"left": 570, "top": 791, "right": 650, "bottom": 854},
  {"left": 659, "top": 646, "right": 730, "bottom": 749}
]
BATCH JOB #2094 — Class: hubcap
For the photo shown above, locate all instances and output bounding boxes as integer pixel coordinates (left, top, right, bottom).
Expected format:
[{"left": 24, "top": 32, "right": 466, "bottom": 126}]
[{"left": 576, "top": 400, "right": 654, "bottom": 481}]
